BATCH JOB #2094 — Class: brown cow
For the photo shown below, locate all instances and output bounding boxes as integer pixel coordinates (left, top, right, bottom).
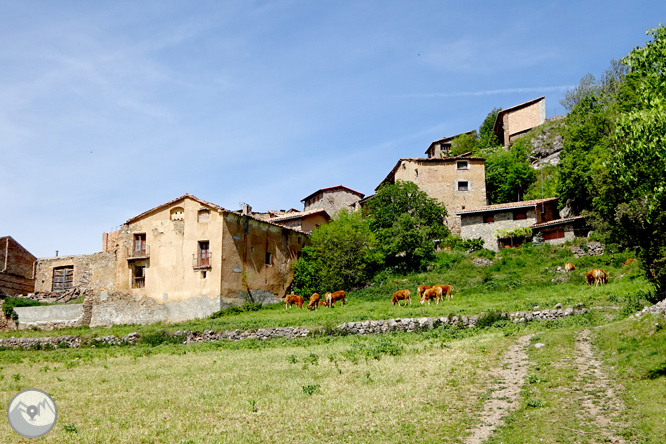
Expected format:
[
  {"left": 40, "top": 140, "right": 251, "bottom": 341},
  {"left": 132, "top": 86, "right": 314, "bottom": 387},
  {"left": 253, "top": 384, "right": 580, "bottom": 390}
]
[
  {"left": 417, "top": 285, "right": 432, "bottom": 301},
  {"left": 421, "top": 286, "right": 442, "bottom": 305},
  {"left": 434, "top": 284, "right": 455, "bottom": 300},
  {"left": 328, "top": 290, "right": 346, "bottom": 307},
  {"left": 285, "top": 294, "right": 304, "bottom": 309},
  {"left": 392, "top": 289, "right": 411, "bottom": 306},
  {"left": 319, "top": 300, "right": 328, "bottom": 307},
  {"left": 307, "top": 293, "right": 321, "bottom": 310},
  {"left": 585, "top": 269, "right": 608, "bottom": 286},
  {"left": 564, "top": 262, "right": 576, "bottom": 272},
  {"left": 624, "top": 258, "right": 637, "bottom": 266}
]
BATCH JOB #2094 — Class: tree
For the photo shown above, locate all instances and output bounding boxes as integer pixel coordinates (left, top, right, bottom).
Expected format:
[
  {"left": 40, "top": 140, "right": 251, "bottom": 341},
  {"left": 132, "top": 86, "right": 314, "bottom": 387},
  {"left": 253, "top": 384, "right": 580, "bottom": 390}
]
[
  {"left": 292, "top": 210, "right": 382, "bottom": 295},
  {"left": 484, "top": 140, "right": 536, "bottom": 204},
  {"left": 450, "top": 131, "right": 480, "bottom": 156},
  {"left": 596, "top": 26, "right": 666, "bottom": 295},
  {"left": 479, "top": 107, "right": 502, "bottom": 149},
  {"left": 366, "top": 181, "right": 448, "bottom": 272}
]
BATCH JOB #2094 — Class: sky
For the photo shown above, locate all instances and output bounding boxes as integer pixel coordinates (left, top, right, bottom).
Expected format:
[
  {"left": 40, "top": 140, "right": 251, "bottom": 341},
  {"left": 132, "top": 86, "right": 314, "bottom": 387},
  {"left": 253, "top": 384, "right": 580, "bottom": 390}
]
[{"left": 1, "top": 1, "right": 664, "bottom": 257}]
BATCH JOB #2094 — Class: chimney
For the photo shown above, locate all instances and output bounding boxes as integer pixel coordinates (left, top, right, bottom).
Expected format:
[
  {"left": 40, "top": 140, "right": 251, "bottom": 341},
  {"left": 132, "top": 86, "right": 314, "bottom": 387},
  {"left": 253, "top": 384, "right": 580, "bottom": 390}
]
[{"left": 242, "top": 204, "right": 252, "bottom": 215}]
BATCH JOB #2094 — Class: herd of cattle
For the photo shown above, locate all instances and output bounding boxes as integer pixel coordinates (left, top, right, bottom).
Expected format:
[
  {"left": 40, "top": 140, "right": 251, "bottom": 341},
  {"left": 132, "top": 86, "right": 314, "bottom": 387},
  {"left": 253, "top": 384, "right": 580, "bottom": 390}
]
[{"left": 284, "top": 259, "right": 635, "bottom": 310}]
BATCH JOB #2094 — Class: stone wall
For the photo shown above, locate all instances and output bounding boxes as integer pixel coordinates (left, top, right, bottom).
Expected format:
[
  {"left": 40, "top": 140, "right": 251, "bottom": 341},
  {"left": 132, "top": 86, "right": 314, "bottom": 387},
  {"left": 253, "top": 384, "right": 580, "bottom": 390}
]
[
  {"left": 303, "top": 189, "right": 362, "bottom": 217},
  {"left": 0, "top": 236, "right": 36, "bottom": 296},
  {"left": 35, "top": 252, "right": 116, "bottom": 293},
  {"left": 461, "top": 209, "right": 537, "bottom": 251},
  {"left": 14, "top": 304, "right": 84, "bottom": 330}
]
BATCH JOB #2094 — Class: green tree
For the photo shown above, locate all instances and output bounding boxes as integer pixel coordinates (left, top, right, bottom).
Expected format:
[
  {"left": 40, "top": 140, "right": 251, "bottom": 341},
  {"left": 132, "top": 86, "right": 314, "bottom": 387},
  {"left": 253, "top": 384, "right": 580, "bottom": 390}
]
[
  {"left": 292, "top": 210, "right": 382, "bottom": 294},
  {"left": 367, "top": 181, "right": 448, "bottom": 272},
  {"left": 450, "top": 131, "right": 480, "bottom": 156},
  {"left": 484, "top": 140, "right": 536, "bottom": 204},
  {"left": 479, "top": 107, "right": 502, "bottom": 148},
  {"left": 596, "top": 26, "right": 666, "bottom": 294}
]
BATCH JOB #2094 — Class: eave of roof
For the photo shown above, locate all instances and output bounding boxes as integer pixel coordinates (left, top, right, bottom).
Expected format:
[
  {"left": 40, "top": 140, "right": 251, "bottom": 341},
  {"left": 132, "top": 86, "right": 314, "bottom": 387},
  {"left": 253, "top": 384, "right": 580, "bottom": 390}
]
[
  {"left": 493, "top": 96, "right": 545, "bottom": 135},
  {"left": 531, "top": 215, "right": 586, "bottom": 228},
  {"left": 300, "top": 185, "right": 365, "bottom": 202},
  {"left": 375, "top": 155, "right": 486, "bottom": 191},
  {"left": 269, "top": 208, "right": 330, "bottom": 222},
  {"left": 455, "top": 197, "right": 558, "bottom": 215}
]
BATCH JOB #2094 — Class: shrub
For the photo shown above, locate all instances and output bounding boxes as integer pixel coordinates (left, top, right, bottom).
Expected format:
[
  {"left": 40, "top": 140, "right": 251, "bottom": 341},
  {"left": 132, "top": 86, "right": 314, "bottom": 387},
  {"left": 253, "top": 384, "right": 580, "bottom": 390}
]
[
  {"left": 476, "top": 310, "right": 506, "bottom": 328},
  {"left": 140, "top": 330, "right": 182, "bottom": 347}
]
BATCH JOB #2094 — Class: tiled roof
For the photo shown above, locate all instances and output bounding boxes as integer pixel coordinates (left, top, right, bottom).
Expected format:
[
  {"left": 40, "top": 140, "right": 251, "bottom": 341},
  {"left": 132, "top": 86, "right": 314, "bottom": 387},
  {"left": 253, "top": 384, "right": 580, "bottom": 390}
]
[
  {"left": 269, "top": 208, "right": 330, "bottom": 222},
  {"left": 455, "top": 198, "right": 558, "bottom": 215},
  {"left": 126, "top": 194, "right": 308, "bottom": 233},
  {"left": 301, "top": 185, "right": 365, "bottom": 202},
  {"left": 531, "top": 215, "right": 586, "bottom": 228}
]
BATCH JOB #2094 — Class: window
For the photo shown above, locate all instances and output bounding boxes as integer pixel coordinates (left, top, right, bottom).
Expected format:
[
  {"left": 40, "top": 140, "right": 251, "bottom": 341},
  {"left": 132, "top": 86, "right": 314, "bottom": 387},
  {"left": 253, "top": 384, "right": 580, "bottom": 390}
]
[
  {"left": 198, "top": 209, "right": 210, "bottom": 223},
  {"left": 542, "top": 230, "right": 565, "bottom": 240},
  {"left": 442, "top": 144, "right": 451, "bottom": 152},
  {"left": 265, "top": 252, "right": 272, "bottom": 266},
  {"left": 513, "top": 211, "right": 527, "bottom": 220},
  {"left": 458, "top": 181, "right": 469, "bottom": 191},
  {"left": 52, "top": 266, "right": 73, "bottom": 291},
  {"left": 170, "top": 207, "right": 184, "bottom": 221},
  {"left": 133, "top": 234, "right": 147, "bottom": 257},
  {"left": 457, "top": 161, "right": 469, "bottom": 170},
  {"left": 132, "top": 265, "right": 145, "bottom": 288},
  {"left": 484, "top": 215, "right": 495, "bottom": 224},
  {"left": 197, "top": 241, "right": 211, "bottom": 268}
]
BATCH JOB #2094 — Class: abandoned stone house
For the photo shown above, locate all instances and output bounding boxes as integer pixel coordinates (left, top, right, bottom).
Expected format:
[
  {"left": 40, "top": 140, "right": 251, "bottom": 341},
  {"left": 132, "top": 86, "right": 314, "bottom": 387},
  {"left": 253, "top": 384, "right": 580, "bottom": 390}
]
[
  {"left": 424, "top": 130, "right": 476, "bottom": 159},
  {"left": 456, "top": 198, "right": 587, "bottom": 251},
  {"left": 32, "top": 194, "right": 307, "bottom": 327},
  {"left": 266, "top": 208, "right": 330, "bottom": 233},
  {"left": 375, "top": 154, "right": 487, "bottom": 234},
  {"left": 494, "top": 96, "right": 546, "bottom": 147},
  {"left": 0, "top": 236, "right": 36, "bottom": 296},
  {"left": 301, "top": 185, "right": 365, "bottom": 217}
]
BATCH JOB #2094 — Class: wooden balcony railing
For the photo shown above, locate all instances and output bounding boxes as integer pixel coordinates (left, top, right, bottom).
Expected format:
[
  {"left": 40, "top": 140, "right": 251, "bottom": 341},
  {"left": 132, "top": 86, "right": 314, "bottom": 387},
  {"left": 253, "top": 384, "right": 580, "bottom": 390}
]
[
  {"left": 127, "top": 245, "right": 150, "bottom": 260},
  {"left": 193, "top": 251, "right": 212, "bottom": 269}
]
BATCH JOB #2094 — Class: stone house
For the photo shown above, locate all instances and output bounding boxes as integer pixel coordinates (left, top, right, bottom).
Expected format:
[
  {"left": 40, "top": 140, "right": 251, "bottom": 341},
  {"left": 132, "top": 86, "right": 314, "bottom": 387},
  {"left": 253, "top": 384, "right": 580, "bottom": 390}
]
[
  {"left": 456, "top": 198, "right": 586, "bottom": 251},
  {"left": 424, "top": 130, "right": 476, "bottom": 159},
  {"left": 0, "top": 236, "right": 36, "bottom": 296},
  {"left": 376, "top": 154, "right": 487, "bottom": 234},
  {"left": 494, "top": 97, "right": 546, "bottom": 147},
  {"left": 35, "top": 252, "right": 116, "bottom": 294},
  {"left": 301, "top": 185, "right": 365, "bottom": 217}
]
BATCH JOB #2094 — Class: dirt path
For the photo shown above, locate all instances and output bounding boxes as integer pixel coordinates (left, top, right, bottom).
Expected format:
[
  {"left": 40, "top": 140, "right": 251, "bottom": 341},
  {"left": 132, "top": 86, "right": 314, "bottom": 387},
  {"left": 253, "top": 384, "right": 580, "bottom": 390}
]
[
  {"left": 574, "top": 329, "right": 627, "bottom": 443},
  {"left": 463, "top": 333, "right": 535, "bottom": 444}
]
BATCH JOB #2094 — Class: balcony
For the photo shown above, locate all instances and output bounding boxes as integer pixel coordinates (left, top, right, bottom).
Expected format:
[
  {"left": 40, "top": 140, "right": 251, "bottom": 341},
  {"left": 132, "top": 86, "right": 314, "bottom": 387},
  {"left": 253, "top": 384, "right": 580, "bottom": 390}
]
[
  {"left": 127, "top": 245, "right": 150, "bottom": 260},
  {"left": 193, "top": 251, "right": 212, "bottom": 269}
]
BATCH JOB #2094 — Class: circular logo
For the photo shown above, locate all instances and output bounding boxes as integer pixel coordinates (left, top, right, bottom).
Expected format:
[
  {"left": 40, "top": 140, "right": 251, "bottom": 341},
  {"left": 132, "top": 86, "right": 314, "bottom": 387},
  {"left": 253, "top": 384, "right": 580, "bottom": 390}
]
[{"left": 7, "top": 389, "right": 57, "bottom": 438}]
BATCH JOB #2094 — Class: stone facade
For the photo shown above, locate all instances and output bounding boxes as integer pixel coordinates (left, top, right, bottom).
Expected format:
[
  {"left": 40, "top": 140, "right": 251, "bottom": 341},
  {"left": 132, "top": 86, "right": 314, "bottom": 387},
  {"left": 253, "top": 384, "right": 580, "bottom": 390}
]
[
  {"left": 424, "top": 130, "right": 476, "bottom": 159},
  {"left": 0, "top": 236, "right": 36, "bottom": 296},
  {"left": 267, "top": 209, "right": 330, "bottom": 233},
  {"left": 457, "top": 198, "right": 560, "bottom": 251},
  {"left": 301, "top": 186, "right": 364, "bottom": 217},
  {"left": 494, "top": 97, "right": 546, "bottom": 147},
  {"left": 376, "top": 156, "right": 487, "bottom": 234},
  {"left": 35, "top": 252, "right": 116, "bottom": 293}
]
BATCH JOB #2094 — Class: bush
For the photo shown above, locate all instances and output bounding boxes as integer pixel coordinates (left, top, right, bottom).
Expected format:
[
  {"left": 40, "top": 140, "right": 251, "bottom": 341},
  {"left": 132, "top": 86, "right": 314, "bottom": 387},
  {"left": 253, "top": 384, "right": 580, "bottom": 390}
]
[
  {"left": 476, "top": 310, "right": 507, "bottom": 328},
  {"left": 140, "top": 330, "right": 182, "bottom": 347}
]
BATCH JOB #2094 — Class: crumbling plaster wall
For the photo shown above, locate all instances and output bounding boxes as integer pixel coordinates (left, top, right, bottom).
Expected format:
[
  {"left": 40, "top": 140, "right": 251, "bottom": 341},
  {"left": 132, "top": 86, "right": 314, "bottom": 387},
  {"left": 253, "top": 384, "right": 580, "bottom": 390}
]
[{"left": 303, "top": 189, "right": 362, "bottom": 216}]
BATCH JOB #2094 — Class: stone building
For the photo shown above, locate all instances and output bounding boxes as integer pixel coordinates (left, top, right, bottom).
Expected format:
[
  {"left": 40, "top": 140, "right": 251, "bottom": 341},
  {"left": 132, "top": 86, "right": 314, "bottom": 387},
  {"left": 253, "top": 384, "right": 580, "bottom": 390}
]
[
  {"left": 375, "top": 154, "right": 487, "bottom": 233},
  {"left": 301, "top": 185, "right": 364, "bottom": 217},
  {"left": 35, "top": 252, "right": 116, "bottom": 294},
  {"left": 0, "top": 236, "right": 36, "bottom": 296},
  {"left": 424, "top": 130, "right": 476, "bottom": 159},
  {"left": 456, "top": 198, "right": 587, "bottom": 251},
  {"left": 494, "top": 96, "right": 546, "bottom": 147}
]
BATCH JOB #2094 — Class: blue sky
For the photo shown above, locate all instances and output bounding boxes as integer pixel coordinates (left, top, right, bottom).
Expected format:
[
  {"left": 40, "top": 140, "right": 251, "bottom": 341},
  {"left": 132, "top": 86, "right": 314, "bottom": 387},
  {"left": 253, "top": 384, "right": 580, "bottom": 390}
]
[{"left": 1, "top": 1, "right": 664, "bottom": 257}]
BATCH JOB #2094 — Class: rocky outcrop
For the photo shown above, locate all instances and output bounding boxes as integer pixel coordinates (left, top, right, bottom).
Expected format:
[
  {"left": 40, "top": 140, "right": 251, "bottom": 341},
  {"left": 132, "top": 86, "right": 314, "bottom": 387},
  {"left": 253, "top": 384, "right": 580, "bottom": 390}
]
[
  {"left": 529, "top": 120, "right": 565, "bottom": 169},
  {"left": 571, "top": 241, "right": 605, "bottom": 257}
]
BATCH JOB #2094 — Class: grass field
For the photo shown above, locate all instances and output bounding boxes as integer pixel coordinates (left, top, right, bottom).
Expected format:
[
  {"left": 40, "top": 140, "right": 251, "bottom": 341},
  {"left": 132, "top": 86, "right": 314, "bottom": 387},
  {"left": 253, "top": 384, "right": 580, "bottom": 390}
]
[{"left": 1, "top": 243, "right": 664, "bottom": 442}]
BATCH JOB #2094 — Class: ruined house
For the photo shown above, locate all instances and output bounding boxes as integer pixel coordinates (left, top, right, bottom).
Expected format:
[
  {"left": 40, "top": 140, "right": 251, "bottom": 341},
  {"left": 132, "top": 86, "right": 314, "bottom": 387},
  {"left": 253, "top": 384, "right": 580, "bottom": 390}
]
[
  {"left": 494, "top": 97, "right": 546, "bottom": 147},
  {"left": 0, "top": 236, "right": 36, "bottom": 296},
  {"left": 424, "top": 130, "right": 476, "bottom": 159},
  {"left": 301, "top": 185, "right": 365, "bottom": 217},
  {"left": 456, "top": 198, "right": 587, "bottom": 251},
  {"left": 375, "top": 154, "right": 487, "bottom": 234}
]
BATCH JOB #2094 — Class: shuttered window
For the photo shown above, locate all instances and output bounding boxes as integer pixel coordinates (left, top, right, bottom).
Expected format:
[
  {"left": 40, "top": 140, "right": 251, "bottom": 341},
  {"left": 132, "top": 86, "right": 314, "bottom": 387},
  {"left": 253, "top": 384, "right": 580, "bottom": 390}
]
[{"left": 52, "top": 266, "right": 74, "bottom": 291}]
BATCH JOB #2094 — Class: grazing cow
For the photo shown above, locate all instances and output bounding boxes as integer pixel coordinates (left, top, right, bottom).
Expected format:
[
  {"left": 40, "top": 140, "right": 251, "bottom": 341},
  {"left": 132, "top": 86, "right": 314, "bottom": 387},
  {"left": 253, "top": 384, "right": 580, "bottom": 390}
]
[
  {"left": 319, "top": 300, "right": 328, "bottom": 307},
  {"left": 565, "top": 262, "right": 576, "bottom": 272},
  {"left": 285, "top": 294, "right": 304, "bottom": 309},
  {"left": 421, "top": 286, "right": 442, "bottom": 305},
  {"left": 624, "top": 258, "right": 637, "bottom": 266},
  {"left": 434, "top": 284, "right": 455, "bottom": 300},
  {"left": 585, "top": 269, "right": 608, "bottom": 286},
  {"left": 417, "top": 285, "right": 432, "bottom": 301},
  {"left": 329, "top": 290, "right": 346, "bottom": 307},
  {"left": 392, "top": 289, "right": 411, "bottom": 306},
  {"left": 324, "top": 292, "right": 333, "bottom": 308},
  {"left": 307, "top": 293, "right": 321, "bottom": 310}
]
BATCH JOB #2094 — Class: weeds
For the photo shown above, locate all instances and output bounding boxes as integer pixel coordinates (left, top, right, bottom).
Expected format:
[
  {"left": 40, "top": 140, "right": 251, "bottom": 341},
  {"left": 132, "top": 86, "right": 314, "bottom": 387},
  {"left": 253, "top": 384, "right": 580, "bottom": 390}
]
[{"left": 302, "top": 384, "right": 320, "bottom": 396}]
